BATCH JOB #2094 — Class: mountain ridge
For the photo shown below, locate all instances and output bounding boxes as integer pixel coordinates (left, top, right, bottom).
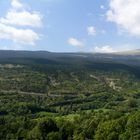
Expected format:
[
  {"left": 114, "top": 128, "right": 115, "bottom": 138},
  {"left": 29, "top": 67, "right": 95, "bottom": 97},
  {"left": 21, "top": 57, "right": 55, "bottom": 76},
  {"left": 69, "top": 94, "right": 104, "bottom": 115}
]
[{"left": 0, "top": 49, "right": 139, "bottom": 55}]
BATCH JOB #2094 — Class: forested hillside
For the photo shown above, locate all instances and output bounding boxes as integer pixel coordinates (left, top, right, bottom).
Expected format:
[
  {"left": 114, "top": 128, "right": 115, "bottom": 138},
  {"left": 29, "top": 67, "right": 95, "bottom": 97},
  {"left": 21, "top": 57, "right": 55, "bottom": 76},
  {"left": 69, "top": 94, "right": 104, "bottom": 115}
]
[{"left": 0, "top": 51, "right": 140, "bottom": 140}]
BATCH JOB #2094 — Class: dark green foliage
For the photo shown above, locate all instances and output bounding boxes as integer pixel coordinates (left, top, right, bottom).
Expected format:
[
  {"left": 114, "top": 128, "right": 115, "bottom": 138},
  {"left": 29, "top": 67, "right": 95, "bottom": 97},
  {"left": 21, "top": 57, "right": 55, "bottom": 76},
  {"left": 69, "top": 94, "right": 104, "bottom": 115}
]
[
  {"left": 38, "top": 119, "right": 58, "bottom": 138},
  {"left": 0, "top": 51, "right": 139, "bottom": 139}
]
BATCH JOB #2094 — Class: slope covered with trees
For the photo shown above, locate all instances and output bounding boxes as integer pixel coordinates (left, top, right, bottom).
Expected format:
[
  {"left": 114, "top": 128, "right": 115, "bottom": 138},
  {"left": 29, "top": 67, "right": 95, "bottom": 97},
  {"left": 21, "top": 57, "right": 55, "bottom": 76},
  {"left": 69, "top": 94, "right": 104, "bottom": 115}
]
[{"left": 0, "top": 51, "right": 140, "bottom": 140}]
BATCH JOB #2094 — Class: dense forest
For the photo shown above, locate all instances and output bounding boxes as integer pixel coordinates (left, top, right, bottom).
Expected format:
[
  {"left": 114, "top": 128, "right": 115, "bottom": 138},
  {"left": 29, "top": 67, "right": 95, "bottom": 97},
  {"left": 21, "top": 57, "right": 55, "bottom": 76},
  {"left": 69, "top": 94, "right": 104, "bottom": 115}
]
[{"left": 0, "top": 51, "right": 140, "bottom": 140}]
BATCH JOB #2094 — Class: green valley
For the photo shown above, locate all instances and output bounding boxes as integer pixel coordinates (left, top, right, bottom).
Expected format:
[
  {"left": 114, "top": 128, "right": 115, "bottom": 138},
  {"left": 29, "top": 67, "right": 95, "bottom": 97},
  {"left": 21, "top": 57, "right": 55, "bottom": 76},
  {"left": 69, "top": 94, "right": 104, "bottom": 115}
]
[{"left": 0, "top": 51, "right": 140, "bottom": 140}]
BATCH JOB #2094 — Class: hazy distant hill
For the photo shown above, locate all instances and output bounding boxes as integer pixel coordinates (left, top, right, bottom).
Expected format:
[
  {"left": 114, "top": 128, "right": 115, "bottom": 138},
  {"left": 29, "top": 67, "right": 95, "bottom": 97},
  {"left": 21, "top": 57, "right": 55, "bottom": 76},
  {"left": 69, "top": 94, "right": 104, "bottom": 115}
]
[
  {"left": 0, "top": 49, "right": 139, "bottom": 58},
  {"left": 0, "top": 50, "right": 139, "bottom": 66},
  {"left": 113, "top": 49, "right": 140, "bottom": 55}
]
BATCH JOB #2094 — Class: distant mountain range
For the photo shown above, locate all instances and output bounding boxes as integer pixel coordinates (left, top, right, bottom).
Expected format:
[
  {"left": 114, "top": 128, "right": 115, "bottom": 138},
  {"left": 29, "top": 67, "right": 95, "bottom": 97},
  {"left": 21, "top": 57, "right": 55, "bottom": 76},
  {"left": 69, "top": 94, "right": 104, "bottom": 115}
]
[
  {"left": 0, "top": 49, "right": 139, "bottom": 66},
  {"left": 0, "top": 49, "right": 139, "bottom": 57},
  {"left": 0, "top": 49, "right": 139, "bottom": 79},
  {"left": 113, "top": 49, "right": 140, "bottom": 55}
]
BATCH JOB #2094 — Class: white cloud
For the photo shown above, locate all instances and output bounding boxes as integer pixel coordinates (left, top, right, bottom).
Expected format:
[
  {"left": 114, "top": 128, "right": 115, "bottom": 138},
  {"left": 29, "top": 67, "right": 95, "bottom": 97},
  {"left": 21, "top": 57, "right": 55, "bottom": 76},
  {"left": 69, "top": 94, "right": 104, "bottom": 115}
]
[
  {"left": 0, "top": 0, "right": 42, "bottom": 27},
  {"left": 0, "top": 23, "right": 39, "bottom": 45},
  {"left": 0, "top": 10, "right": 42, "bottom": 27},
  {"left": 100, "top": 5, "right": 105, "bottom": 9},
  {"left": 107, "top": 0, "right": 140, "bottom": 36},
  {"left": 68, "top": 38, "right": 84, "bottom": 48},
  {"left": 92, "top": 45, "right": 116, "bottom": 53},
  {"left": 113, "top": 44, "right": 136, "bottom": 52},
  {"left": 87, "top": 26, "right": 96, "bottom": 36},
  {"left": 0, "top": 0, "right": 42, "bottom": 46},
  {"left": 11, "top": 0, "right": 23, "bottom": 9}
]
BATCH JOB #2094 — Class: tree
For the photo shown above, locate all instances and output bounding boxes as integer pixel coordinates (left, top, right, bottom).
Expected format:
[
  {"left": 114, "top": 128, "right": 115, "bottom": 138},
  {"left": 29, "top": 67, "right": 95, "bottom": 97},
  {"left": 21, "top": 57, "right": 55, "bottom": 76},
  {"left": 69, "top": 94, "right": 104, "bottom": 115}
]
[
  {"left": 120, "top": 110, "right": 140, "bottom": 140},
  {"left": 95, "top": 117, "right": 127, "bottom": 140},
  {"left": 38, "top": 118, "right": 58, "bottom": 139}
]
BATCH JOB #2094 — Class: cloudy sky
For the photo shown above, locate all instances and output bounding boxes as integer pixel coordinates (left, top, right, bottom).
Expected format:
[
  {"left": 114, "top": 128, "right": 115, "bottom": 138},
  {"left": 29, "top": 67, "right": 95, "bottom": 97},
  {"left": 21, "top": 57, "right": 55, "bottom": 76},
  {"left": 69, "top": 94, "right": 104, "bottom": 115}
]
[{"left": 0, "top": 0, "right": 140, "bottom": 52}]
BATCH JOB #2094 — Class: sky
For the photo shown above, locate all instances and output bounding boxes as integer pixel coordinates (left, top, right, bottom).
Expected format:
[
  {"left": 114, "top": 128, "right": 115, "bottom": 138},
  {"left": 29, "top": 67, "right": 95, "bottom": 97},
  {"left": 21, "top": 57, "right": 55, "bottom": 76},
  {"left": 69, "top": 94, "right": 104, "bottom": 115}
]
[{"left": 0, "top": 0, "right": 140, "bottom": 53}]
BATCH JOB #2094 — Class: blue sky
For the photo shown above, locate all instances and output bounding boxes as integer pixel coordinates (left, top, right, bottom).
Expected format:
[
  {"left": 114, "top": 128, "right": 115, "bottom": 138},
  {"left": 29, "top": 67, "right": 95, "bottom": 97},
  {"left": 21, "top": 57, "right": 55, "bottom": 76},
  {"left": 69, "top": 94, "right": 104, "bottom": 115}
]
[{"left": 0, "top": 0, "right": 140, "bottom": 52}]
